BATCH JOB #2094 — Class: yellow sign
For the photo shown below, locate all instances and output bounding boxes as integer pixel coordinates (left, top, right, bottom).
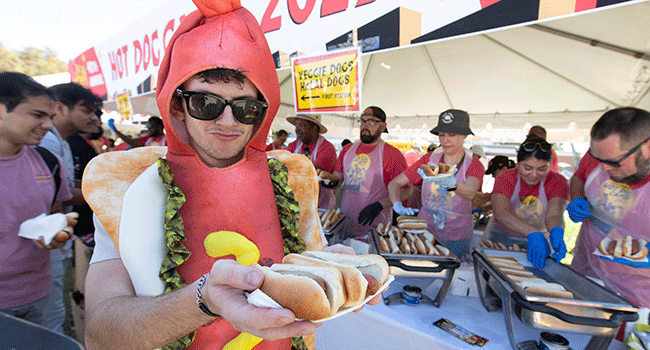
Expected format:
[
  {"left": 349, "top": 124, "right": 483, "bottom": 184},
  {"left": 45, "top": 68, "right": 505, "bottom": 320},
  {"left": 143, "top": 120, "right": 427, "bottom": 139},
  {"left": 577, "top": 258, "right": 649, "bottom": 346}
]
[
  {"left": 115, "top": 92, "right": 133, "bottom": 120},
  {"left": 387, "top": 141, "right": 413, "bottom": 153},
  {"left": 292, "top": 47, "right": 361, "bottom": 113}
]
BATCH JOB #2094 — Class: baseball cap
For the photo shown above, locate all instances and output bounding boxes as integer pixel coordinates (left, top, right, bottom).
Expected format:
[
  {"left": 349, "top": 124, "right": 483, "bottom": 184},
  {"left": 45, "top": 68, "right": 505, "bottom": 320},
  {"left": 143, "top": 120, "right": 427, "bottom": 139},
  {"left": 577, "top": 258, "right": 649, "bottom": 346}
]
[
  {"left": 485, "top": 155, "right": 511, "bottom": 175},
  {"left": 430, "top": 109, "right": 474, "bottom": 136},
  {"left": 361, "top": 106, "right": 388, "bottom": 133}
]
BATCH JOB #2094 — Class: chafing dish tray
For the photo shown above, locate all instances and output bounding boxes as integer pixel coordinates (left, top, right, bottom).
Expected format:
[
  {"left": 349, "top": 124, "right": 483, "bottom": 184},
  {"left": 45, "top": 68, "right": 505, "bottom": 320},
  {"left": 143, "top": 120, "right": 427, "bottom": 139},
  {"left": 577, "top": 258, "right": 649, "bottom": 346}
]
[
  {"left": 318, "top": 208, "right": 346, "bottom": 238},
  {"left": 368, "top": 227, "right": 460, "bottom": 307},
  {"left": 473, "top": 248, "right": 639, "bottom": 350}
]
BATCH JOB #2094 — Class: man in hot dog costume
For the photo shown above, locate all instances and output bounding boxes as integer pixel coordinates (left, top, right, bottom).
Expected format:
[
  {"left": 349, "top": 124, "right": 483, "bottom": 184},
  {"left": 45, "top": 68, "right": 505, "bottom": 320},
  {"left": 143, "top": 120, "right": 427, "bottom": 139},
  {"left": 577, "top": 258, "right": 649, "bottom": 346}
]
[
  {"left": 388, "top": 110, "right": 484, "bottom": 258},
  {"left": 330, "top": 106, "right": 407, "bottom": 237},
  {"left": 82, "top": 1, "right": 371, "bottom": 349},
  {"left": 285, "top": 114, "right": 337, "bottom": 209},
  {"left": 567, "top": 107, "right": 650, "bottom": 308}
]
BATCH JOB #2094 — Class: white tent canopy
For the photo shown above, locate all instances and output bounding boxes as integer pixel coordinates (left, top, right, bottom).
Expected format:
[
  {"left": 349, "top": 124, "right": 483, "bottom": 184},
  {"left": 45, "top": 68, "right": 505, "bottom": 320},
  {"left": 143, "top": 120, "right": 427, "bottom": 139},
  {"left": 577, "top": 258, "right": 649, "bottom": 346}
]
[{"left": 104, "top": 0, "right": 650, "bottom": 143}]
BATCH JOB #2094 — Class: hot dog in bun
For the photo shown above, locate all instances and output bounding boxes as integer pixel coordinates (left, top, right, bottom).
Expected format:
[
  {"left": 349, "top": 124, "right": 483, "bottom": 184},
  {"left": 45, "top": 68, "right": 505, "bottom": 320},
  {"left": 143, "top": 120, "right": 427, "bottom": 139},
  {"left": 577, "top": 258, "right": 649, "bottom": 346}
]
[{"left": 598, "top": 235, "right": 648, "bottom": 259}]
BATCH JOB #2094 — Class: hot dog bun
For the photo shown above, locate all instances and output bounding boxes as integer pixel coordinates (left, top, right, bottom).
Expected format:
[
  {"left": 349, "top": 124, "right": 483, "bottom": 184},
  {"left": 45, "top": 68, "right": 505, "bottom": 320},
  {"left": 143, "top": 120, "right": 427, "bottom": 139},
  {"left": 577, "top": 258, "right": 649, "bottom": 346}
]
[
  {"left": 628, "top": 238, "right": 649, "bottom": 260},
  {"left": 598, "top": 237, "right": 612, "bottom": 255},
  {"left": 521, "top": 281, "right": 574, "bottom": 299},
  {"left": 317, "top": 169, "right": 338, "bottom": 182},
  {"left": 419, "top": 164, "right": 438, "bottom": 177},
  {"left": 301, "top": 251, "right": 389, "bottom": 295},
  {"left": 257, "top": 263, "right": 345, "bottom": 320},
  {"left": 283, "top": 254, "right": 368, "bottom": 308}
]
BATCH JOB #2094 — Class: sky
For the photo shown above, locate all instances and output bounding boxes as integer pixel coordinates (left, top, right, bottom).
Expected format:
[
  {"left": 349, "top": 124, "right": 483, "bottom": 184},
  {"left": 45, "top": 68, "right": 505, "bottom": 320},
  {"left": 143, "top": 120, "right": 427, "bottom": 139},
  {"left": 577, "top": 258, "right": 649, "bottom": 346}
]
[{"left": 2, "top": 0, "right": 164, "bottom": 62}]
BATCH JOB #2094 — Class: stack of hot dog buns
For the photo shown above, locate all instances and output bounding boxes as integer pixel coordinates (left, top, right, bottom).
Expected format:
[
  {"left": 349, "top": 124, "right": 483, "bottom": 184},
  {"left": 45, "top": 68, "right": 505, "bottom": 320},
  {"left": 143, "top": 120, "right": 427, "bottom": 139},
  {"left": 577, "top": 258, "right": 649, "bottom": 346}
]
[
  {"left": 479, "top": 239, "right": 527, "bottom": 253},
  {"left": 317, "top": 169, "right": 338, "bottom": 183},
  {"left": 396, "top": 216, "right": 428, "bottom": 231},
  {"left": 255, "top": 251, "right": 389, "bottom": 320},
  {"left": 319, "top": 208, "right": 342, "bottom": 231},
  {"left": 53, "top": 212, "right": 79, "bottom": 242},
  {"left": 598, "top": 235, "right": 648, "bottom": 260},
  {"left": 487, "top": 256, "right": 573, "bottom": 299},
  {"left": 419, "top": 163, "right": 455, "bottom": 177},
  {"left": 374, "top": 222, "right": 451, "bottom": 256}
]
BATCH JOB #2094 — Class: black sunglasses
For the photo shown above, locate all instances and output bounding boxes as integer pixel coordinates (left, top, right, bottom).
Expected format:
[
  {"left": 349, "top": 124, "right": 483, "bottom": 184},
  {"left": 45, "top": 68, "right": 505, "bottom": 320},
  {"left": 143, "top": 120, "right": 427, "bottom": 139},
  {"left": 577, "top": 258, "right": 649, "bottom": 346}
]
[
  {"left": 588, "top": 136, "right": 650, "bottom": 168},
  {"left": 521, "top": 141, "right": 551, "bottom": 153},
  {"left": 176, "top": 89, "right": 268, "bottom": 125}
]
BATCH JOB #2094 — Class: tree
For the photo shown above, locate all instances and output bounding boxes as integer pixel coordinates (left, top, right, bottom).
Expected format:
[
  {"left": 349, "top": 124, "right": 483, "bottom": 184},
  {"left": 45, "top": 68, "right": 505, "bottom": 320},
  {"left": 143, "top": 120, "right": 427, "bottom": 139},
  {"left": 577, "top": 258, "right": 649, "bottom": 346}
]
[{"left": 0, "top": 41, "right": 67, "bottom": 76}]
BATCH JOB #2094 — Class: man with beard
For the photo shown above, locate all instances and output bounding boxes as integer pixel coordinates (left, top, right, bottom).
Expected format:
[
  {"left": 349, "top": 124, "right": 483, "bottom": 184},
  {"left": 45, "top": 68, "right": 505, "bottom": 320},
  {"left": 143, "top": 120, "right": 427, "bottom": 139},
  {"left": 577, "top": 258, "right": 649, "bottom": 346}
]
[
  {"left": 286, "top": 114, "right": 337, "bottom": 209},
  {"left": 567, "top": 107, "right": 650, "bottom": 308},
  {"left": 332, "top": 106, "right": 407, "bottom": 237},
  {"left": 109, "top": 116, "right": 167, "bottom": 148}
]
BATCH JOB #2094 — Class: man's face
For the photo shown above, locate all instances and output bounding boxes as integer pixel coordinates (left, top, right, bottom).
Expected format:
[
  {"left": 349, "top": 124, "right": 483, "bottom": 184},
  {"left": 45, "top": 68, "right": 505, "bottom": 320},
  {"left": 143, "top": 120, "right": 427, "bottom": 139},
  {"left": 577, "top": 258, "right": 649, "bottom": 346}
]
[
  {"left": 173, "top": 75, "right": 258, "bottom": 168},
  {"left": 0, "top": 95, "right": 55, "bottom": 150},
  {"left": 359, "top": 108, "right": 385, "bottom": 144},
  {"left": 277, "top": 134, "right": 288, "bottom": 145},
  {"left": 147, "top": 121, "right": 164, "bottom": 137},
  {"left": 590, "top": 134, "right": 650, "bottom": 184},
  {"left": 64, "top": 101, "right": 100, "bottom": 134},
  {"left": 293, "top": 119, "right": 318, "bottom": 143}
]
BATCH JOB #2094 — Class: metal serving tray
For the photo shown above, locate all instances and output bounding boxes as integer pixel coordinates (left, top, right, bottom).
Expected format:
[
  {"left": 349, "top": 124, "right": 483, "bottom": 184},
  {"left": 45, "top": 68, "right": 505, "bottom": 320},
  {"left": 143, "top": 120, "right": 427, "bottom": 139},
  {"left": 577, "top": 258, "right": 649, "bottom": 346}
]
[
  {"left": 473, "top": 248, "right": 639, "bottom": 350},
  {"left": 368, "top": 228, "right": 461, "bottom": 307},
  {"left": 318, "top": 208, "right": 346, "bottom": 238}
]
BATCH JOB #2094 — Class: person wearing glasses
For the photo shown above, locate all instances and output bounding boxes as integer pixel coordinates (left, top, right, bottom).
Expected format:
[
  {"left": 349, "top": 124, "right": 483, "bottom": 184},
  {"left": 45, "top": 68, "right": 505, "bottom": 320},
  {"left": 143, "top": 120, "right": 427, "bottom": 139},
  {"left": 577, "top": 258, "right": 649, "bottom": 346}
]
[
  {"left": 108, "top": 116, "right": 167, "bottom": 148},
  {"left": 329, "top": 106, "right": 407, "bottom": 237},
  {"left": 388, "top": 109, "right": 485, "bottom": 258},
  {"left": 285, "top": 114, "right": 337, "bottom": 209},
  {"left": 81, "top": 2, "right": 381, "bottom": 349},
  {"left": 485, "top": 136, "right": 569, "bottom": 269},
  {"left": 568, "top": 107, "right": 650, "bottom": 308}
]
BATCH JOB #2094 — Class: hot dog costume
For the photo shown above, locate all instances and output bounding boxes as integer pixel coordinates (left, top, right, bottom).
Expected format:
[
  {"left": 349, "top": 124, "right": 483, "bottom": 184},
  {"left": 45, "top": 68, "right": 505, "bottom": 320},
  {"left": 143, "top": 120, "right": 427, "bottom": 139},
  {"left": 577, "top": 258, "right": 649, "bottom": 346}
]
[{"left": 82, "top": 1, "right": 323, "bottom": 349}]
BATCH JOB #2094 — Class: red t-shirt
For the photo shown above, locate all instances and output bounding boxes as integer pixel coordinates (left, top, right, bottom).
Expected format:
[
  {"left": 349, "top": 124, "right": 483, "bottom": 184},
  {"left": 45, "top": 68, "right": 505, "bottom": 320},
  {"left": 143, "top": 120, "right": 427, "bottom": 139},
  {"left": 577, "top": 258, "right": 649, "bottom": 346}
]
[
  {"left": 574, "top": 150, "right": 650, "bottom": 190},
  {"left": 265, "top": 143, "right": 284, "bottom": 151},
  {"left": 140, "top": 135, "right": 167, "bottom": 146},
  {"left": 404, "top": 152, "right": 485, "bottom": 187},
  {"left": 492, "top": 168, "right": 568, "bottom": 200},
  {"left": 334, "top": 142, "right": 407, "bottom": 187},
  {"left": 286, "top": 138, "right": 337, "bottom": 173}
]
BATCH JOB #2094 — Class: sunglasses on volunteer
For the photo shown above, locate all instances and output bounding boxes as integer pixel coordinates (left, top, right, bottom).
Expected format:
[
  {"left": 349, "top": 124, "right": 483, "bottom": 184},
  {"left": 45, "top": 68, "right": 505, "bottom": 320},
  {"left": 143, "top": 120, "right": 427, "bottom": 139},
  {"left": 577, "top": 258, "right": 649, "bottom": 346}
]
[
  {"left": 176, "top": 89, "right": 268, "bottom": 125},
  {"left": 588, "top": 136, "right": 650, "bottom": 168},
  {"left": 520, "top": 140, "right": 552, "bottom": 153}
]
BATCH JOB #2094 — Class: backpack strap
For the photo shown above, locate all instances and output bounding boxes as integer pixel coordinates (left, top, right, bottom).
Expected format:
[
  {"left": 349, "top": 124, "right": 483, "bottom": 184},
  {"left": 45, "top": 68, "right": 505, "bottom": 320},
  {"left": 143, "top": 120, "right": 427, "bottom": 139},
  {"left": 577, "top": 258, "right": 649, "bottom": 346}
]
[{"left": 33, "top": 146, "right": 61, "bottom": 206}]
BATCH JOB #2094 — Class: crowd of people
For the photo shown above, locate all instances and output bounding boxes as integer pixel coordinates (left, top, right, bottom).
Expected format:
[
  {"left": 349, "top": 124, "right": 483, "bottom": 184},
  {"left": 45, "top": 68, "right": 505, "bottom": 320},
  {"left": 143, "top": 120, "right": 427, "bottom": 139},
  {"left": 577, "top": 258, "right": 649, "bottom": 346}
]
[{"left": 2, "top": 1, "right": 649, "bottom": 349}]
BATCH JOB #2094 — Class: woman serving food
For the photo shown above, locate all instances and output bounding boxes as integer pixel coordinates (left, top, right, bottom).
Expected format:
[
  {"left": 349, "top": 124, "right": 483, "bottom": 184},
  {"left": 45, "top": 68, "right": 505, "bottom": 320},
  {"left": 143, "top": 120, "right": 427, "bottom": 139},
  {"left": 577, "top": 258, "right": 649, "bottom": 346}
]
[
  {"left": 388, "top": 109, "right": 484, "bottom": 258},
  {"left": 486, "top": 135, "right": 569, "bottom": 268}
]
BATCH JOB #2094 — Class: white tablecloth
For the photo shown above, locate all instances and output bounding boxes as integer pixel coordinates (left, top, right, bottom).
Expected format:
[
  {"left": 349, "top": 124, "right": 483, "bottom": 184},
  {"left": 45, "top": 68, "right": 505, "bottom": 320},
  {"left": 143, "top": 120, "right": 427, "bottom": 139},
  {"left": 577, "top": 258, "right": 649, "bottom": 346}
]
[{"left": 316, "top": 276, "right": 626, "bottom": 350}]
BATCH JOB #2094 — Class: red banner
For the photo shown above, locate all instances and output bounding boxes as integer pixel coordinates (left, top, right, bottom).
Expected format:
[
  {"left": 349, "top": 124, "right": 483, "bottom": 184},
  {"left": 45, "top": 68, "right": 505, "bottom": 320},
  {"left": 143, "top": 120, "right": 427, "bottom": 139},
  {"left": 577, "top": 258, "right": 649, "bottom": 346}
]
[{"left": 68, "top": 47, "right": 108, "bottom": 98}]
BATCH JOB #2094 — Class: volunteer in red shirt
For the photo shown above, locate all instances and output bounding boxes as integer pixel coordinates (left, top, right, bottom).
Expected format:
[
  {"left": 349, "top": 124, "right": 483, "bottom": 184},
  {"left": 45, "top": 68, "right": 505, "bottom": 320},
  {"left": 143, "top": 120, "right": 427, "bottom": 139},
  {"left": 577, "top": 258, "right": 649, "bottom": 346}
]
[
  {"left": 331, "top": 106, "right": 407, "bottom": 237},
  {"left": 388, "top": 109, "right": 484, "bottom": 258},
  {"left": 286, "top": 114, "right": 337, "bottom": 209},
  {"left": 486, "top": 136, "right": 569, "bottom": 269},
  {"left": 567, "top": 107, "right": 650, "bottom": 308},
  {"left": 265, "top": 129, "right": 288, "bottom": 151}
]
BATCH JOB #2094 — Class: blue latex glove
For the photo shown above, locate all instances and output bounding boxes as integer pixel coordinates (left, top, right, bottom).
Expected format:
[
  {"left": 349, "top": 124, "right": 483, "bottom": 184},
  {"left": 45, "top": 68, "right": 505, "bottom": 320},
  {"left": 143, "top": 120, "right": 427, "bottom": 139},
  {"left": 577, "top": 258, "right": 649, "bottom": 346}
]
[
  {"left": 549, "top": 226, "right": 567, "bottom": 263},
  {"left": 527, "top": 231, "right": 550, "bottom": 269},
  {"left": 417, "top": 168, "right": 427, "bottom": 180},
  {"left": 599, "top": 241, "right": 650, "bottom": 268},
  {"left": 393, "top": 202, "right": 418, "bottom": 216},
  {"left": 567, "top": 197, "right": 591, "bottom": 223},
  {"left": 108, "top": 118, "right": 117, "bottom": 131}
]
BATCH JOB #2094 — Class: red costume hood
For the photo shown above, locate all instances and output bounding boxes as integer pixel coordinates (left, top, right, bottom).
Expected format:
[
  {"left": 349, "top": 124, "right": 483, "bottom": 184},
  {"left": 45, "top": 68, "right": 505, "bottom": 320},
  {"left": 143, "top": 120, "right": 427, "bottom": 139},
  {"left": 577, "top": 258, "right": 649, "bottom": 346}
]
[{"left": 156, "top": 0, "right": 280, "bottom": 158}]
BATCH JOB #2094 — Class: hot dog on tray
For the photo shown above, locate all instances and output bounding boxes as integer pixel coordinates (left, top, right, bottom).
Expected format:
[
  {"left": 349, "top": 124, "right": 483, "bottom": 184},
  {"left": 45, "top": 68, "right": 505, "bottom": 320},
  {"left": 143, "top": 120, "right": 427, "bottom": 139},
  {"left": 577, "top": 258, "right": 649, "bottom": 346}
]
[
  {"left": 598, "top": 235, "right": 649, "bottom": 260},
  {"left": 419, "top": 163, "right": 454, "bottom": 177},
  {"left": 255, "top": 251, "right": 389, "bottom": 320}
]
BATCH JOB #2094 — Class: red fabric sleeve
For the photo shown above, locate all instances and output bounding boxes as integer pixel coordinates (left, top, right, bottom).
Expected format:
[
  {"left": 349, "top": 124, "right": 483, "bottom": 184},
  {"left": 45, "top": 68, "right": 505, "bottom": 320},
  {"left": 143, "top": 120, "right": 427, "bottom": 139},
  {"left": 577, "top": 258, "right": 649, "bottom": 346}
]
[
  {"left": 550, "top": 149, "right": 560, "bottom": 172},
  {"left": 543, "top": 171, "right": 569, "bottom": 200},
  {"left": 382, "top": 144, "right": 408, "bottom": 187},
  {"left": 404, "top": 153, "right": 432, "bottom": 186},
  {"left": 285, "top": 141, "right": 297, "bottom": 153},
  {"left": 492, "top": 168, "right": 518, "bottom": 198},
  {"left": 312, "top": 139, "right": 337, "bottom": 173},
  {"left": 466, "top": 157, "right": 485, "bottom": 186},
  {"left": 140, "top": 136, "right": 149, "bottom": 143},
  {"left": 574, "top": 150, "right": 600, "bottom": 183},
  {"left": 334, "top": 143, "right": 353, "bottom": 173},
  {"left": 265, "top": 144, "right": 274, "bottom": 151}
]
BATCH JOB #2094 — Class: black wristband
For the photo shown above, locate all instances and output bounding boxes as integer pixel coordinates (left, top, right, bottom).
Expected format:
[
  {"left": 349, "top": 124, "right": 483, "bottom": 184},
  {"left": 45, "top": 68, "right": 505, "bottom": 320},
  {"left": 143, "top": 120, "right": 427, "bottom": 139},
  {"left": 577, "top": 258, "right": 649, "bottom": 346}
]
[{"left": 196, "top": 274, "right": 219, "bottom": 317}]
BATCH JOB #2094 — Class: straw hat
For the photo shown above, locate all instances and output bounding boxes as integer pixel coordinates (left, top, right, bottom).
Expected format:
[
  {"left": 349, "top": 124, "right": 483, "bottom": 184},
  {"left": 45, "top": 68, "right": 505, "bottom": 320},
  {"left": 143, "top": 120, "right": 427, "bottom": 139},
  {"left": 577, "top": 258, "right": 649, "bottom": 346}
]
[{"left": 286, "top": 114, "right": 328, "bottom": 134}]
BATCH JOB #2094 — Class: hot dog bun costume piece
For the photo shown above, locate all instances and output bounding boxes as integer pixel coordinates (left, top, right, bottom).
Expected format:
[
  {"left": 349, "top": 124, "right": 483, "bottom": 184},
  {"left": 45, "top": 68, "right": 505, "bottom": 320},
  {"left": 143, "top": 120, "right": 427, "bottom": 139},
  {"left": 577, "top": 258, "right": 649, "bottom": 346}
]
[{"left": 83, "top": 1, "right": 322, "bottom": 349}]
